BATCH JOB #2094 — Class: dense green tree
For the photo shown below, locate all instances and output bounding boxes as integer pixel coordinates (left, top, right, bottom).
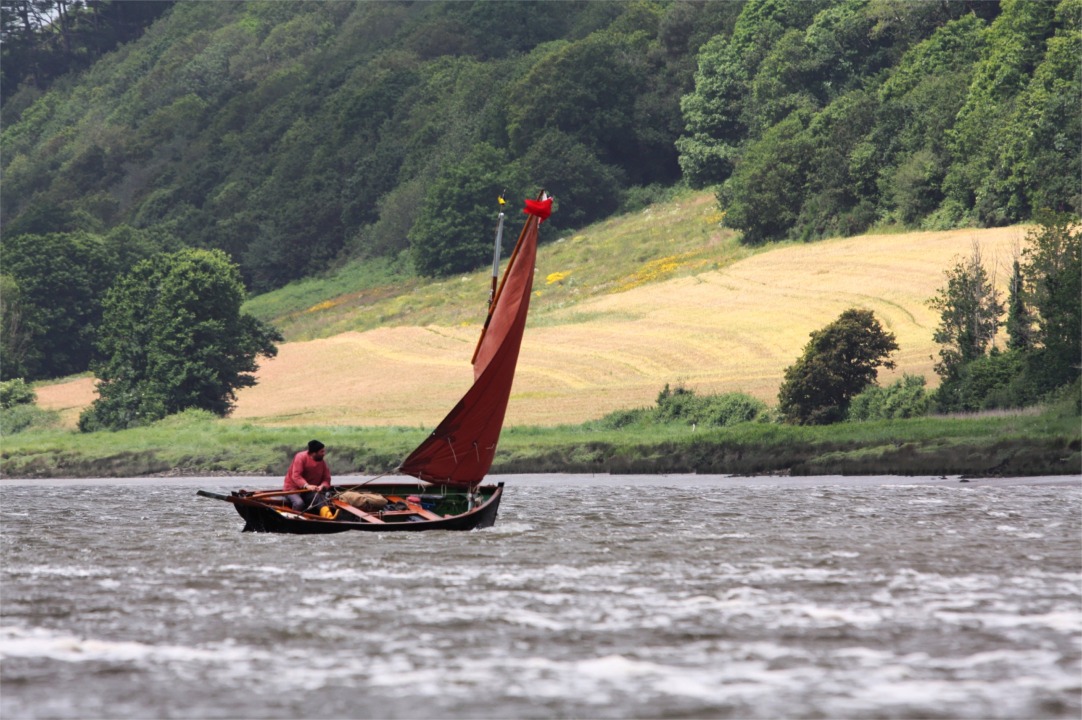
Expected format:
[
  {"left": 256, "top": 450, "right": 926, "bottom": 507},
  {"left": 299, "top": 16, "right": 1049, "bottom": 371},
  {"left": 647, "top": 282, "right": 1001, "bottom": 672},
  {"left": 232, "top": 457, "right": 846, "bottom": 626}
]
[
  {"left": 1019, "top": 212, "right": 1082, "bottom": 391},
  {"left": 990, "top": 6, "right": 1082, "bottom": 221},
  {"left": 778, "top": 308, "right": 898, "bottom": 425},
  {"left": 336, "top": 64, "right": 422, "bottom": 229},
  {"left": 677, "top": 0, "right": 1074, "bottom": 245},
  {"left": 746, "top": 27, "right": 819, "bottom": 134},
  {"left": 676, "top": 29, "right": 747, "bottom": 187},
  {"left": 511, "top": 130, "right": 624, "bottom": 233},
  {"left": 657, "top": 0, "right": 743, "bottom": 61},
  {"left": 352, "top": 177, "right": 426, "bottom": 259},
  {"left": 942, "top": 0, "right": 1057, "bottom": 225},
  {"left": 1005, "top": 257, "right": 1033, "bottom": 351},
  {"left": 865, "top": 15, "right": 987, "bottom": 227},
  {"left": 934, "top": 348, "right": 1029, "bottom": 412},
  {"left": 0, "top": 225, "right": 167, "bottom": 380},
  {"left": 719, "top": 108, "right": 814, "bottom": 244},
  {"left": 793, "top": 88, "right": 878, "bottom": 239},
  {"left": 928, "top": 244, "right": 1006, "bottom": 380},
  {"left": 0, "top": 275, "right": 32, "bottom": 380},
  {"left": 677, "top": 0, "right": 833, "bottom": 187},
  {"left": 929, "top": 213, "right": 1078, "bottom": 411},
  {"left": 80, "top": 249, "right": 281, "bottom": 431},
  {"left": 408, "top": 143, "right": 514, "bottom": 277},
  {"left": 1, "top": 0, "right": 173, "bottom": 103},
  {"left": 452, "top": 0, "right": 580, "bottom": 60},
  {"left": 2, "top": 199, "right": 99, "bottom": 236},
  {"left": 506, "top": 30, "right": 650, "bottom": 174},
  {"left": 1, "top": 232, "right": 119, "bottom": 379},
  {"left": 681, "top": 0, "right": 987, "bottom": 241}
]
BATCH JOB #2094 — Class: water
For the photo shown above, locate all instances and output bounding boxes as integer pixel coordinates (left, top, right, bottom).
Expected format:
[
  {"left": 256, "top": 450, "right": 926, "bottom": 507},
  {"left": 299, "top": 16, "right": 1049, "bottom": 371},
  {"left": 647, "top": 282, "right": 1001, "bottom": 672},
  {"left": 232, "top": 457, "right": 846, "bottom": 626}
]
[{"left": 1, "top": 474, "right": 1079, "bottom": 719}]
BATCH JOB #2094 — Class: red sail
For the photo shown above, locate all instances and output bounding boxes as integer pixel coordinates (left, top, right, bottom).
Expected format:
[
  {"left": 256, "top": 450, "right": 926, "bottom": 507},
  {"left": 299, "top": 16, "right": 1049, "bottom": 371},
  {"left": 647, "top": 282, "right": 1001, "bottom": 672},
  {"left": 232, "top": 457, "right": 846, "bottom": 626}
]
[{"left": 398, "top": 209, "right": 541, "bottom": 486}]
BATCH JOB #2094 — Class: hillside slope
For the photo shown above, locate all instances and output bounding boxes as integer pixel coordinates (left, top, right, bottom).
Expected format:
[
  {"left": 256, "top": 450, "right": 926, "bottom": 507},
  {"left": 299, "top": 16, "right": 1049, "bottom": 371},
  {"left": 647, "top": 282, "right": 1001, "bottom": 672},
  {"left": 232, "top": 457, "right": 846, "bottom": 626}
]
[{"left": 36, "top": 202, "right": 1026, "bottom": 428}]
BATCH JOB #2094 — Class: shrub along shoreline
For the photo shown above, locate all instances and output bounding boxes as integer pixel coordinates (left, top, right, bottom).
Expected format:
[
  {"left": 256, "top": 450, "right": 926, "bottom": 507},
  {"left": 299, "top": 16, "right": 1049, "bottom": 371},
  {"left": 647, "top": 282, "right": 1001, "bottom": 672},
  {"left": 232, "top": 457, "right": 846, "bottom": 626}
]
[{"left": 1, "top": 404, "right": 1077, "bottom": 480}]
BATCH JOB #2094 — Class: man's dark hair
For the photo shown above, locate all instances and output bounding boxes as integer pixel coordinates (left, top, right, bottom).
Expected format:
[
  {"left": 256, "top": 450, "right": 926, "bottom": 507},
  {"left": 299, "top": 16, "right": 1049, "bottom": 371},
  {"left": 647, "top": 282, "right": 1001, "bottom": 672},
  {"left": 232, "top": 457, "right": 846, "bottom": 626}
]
[{"left": 308, "top": 440, "right": 325, "bottom": 453}]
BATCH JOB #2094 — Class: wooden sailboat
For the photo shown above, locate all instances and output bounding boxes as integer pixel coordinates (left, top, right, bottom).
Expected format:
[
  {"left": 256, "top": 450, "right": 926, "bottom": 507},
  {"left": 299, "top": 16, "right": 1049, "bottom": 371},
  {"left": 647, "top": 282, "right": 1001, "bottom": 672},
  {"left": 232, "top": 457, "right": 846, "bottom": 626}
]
[{"left": 198, "top": 192, "right": 552, "bottom": 533}]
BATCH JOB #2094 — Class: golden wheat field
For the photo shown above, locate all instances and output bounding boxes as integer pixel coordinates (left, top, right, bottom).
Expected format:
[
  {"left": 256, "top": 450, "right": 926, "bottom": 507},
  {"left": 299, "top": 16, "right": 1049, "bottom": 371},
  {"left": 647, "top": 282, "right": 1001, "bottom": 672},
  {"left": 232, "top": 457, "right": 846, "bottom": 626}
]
[{"left": 35, "top": 222, "right": 1027, "bottom": 429}]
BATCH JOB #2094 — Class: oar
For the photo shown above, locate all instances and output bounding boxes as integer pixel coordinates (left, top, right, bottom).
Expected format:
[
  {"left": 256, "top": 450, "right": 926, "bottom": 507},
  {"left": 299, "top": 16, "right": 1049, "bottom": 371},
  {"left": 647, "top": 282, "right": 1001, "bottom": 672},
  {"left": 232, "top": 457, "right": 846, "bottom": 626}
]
[
  {"left": 247, "top": 488, "right": 325, "bottom": 499},
  {"left": 200, "top": 489, "right": 335, "bottom": 521},
  {"left": 196, "top": 489, "right": 293, "bottom": 501}
]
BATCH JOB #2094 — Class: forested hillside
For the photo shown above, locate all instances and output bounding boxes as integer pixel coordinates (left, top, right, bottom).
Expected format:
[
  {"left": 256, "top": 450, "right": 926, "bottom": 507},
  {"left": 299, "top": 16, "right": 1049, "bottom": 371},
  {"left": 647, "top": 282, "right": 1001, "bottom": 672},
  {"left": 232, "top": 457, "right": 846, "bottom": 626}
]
[{"left": 1, "top": 0, "right": 1079, "bottom": 384}]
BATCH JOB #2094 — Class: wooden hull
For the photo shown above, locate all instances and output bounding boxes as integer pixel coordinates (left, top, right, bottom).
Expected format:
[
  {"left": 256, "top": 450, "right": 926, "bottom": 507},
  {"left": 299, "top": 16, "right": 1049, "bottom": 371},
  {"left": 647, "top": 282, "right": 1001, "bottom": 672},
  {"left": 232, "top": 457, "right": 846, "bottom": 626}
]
[{"left": 198, "top": 481, "right": 503, "bottom": 534}]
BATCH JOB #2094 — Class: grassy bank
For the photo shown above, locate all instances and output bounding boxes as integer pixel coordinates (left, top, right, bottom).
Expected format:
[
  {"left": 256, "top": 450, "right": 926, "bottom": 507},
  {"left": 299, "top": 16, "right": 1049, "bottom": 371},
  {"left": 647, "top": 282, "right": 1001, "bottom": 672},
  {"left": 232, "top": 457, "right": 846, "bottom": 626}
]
[{"left": 2, "top": 405, "right": 1077, "bottom": 480}]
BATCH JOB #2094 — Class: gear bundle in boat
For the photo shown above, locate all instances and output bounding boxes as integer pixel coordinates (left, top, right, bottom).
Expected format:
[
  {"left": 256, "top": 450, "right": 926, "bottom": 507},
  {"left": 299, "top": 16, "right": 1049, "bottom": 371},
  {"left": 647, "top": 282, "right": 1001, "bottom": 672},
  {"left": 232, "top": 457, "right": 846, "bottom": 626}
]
[{"left": 337, "top": 491, "right": 388, "bottom": 511}]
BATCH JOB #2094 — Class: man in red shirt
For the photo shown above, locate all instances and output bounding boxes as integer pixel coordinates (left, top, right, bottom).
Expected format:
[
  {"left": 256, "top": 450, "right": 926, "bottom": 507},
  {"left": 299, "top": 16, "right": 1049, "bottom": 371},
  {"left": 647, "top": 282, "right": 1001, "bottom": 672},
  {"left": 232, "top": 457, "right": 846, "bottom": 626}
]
[{"left": 283, "top": 440, "right": 332, "bottom": 512}]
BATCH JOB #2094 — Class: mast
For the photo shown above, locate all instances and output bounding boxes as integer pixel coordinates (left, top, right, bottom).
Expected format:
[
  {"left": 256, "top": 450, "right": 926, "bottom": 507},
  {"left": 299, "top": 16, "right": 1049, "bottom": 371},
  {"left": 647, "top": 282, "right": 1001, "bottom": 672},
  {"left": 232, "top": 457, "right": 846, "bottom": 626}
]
[{"left": 489, "top": 193, "right": 506, "bottom": 307}]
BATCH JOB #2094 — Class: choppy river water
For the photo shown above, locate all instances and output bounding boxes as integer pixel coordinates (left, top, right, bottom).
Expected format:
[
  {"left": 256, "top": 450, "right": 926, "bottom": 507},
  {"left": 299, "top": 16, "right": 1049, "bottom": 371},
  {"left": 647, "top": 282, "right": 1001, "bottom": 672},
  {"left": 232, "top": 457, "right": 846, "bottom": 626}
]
[{"left": 1, "top": 474, "right": 1079, "bottom": 719}]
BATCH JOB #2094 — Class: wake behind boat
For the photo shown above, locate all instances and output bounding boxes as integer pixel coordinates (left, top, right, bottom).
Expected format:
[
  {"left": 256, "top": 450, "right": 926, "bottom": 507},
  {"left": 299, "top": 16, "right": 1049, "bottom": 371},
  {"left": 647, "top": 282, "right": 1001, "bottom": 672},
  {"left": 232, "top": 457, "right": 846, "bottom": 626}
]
[{"left": 199, "top": 192, "right": 551, "bottom": 533}]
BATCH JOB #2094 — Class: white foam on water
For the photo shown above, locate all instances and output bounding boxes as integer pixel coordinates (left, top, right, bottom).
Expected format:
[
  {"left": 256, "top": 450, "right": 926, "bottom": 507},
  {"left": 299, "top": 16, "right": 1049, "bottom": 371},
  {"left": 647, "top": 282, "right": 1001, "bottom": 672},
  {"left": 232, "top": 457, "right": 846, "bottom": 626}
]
[
  {"left": 935, "top": 609, "right": 1082, "bottom": 633},
  {"left": 217, "top": 563, "right": 290, "bottom": 575},
  {"left": 477, "top": 521, "right": 534, "bottom": 534},
  {"left": 0, "top": 625, "right": 251, "bottom": 665},
  {"left": 361, "top": 640, "right": 1073, "bottom": 717},
  {"left": 791, "top": 603, "right": 885, "bottom": 627},
  {"left": 505, "top": 609, "right": 567, "bottom": 631},
  {"left": 12, "top": 565, "right": 110, "bottom": 579}
]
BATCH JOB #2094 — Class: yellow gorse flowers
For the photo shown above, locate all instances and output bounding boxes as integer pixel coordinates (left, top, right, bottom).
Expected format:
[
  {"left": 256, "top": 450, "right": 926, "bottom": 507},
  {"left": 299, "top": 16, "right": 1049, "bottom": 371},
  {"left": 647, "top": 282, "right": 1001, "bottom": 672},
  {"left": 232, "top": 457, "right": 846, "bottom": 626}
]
[
  {"left": 305, "top": 298, "right": 344, "bottom": 314},
  {"left": 616, "top": 252, "right": 701, "bottom": 292}
]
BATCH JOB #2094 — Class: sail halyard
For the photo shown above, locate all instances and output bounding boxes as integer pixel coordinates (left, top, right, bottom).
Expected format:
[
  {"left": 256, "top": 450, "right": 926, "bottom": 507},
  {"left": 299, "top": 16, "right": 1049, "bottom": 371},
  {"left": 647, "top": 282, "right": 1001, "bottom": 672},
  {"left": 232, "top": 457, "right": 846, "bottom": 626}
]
[{"left": 398, "top": 197, "right": 546, "bottom": 486}]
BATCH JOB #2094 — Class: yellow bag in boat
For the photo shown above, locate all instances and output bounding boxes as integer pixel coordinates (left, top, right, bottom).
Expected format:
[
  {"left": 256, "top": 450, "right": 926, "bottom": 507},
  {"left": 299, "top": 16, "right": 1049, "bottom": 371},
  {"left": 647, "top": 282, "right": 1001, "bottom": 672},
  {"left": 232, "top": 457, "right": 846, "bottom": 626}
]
[{"left": 319, "top": 506, "right": 339, "bottom": 520}]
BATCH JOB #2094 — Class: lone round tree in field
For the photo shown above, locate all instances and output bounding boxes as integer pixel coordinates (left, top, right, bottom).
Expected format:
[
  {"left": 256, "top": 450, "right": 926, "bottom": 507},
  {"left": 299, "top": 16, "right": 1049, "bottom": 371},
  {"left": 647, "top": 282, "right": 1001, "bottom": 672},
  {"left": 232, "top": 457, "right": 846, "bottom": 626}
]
[{"left": 778, "top": 308, "right": 899, "bottom": 425}]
